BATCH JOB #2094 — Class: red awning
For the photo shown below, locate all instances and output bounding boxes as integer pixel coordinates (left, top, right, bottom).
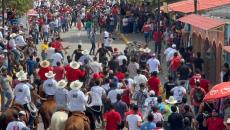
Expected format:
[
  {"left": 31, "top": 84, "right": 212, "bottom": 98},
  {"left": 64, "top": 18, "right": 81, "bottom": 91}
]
[
  {"left": 167, "top": 0, "right": 230, "bottom": 13},
  {"left": 178, "top": 14, "right": 225, "bottom": 30},
  {"left": 223, "top": 46, "right": 230, "bottom": 53}
]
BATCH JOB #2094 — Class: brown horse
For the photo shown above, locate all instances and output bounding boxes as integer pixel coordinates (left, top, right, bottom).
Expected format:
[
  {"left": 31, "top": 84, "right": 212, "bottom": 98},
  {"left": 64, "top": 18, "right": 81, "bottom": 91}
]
[
  {"left": 65, "top": 112, "right": 90, "bottom": 130},
  {"left": 0, "top": 104, "right": 29, "bottom": 130},
  {"left": 39, "top": 98, "right": 57, "bottom": 130}
]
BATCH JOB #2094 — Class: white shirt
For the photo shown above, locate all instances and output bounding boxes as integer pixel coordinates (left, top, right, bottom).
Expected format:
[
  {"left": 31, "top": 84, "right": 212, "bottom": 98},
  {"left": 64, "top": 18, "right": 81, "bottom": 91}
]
[
  {"left": 122, "top": 18, "right": 128, "bottom": 26},
  {"left": 51, "top": 53, "right": 63, "bottom": 66},
  {"left": 133, "top": 74, "right": 148, "bottom": 91},
  {"left": 43, "top": 78, "right": 57, "bottom": 96},
  {"left": 90, "top": 86, "right": 106, "bottom": 106},
  {"left": 14, "top": 83, "right": 31, "bottom": 105},
  {"left": 104, "top": 31, "right": 109, "bottom": 38},
  {"left": 171, "top": 86, "right": 186, "bottom": 102},
  {"left": 167, "top": 49, "right": 177, "bottom": 62},
  {"left": 152, "top": 112, "right": 164, "bottom": 123},
  {"left": 6, "top": 121, "right": 27, "bottom": 130},
  {"left": 9, "top": 38, "right": 17, "bottom": 50},
  {"left": 89, "top": 61, "right": 102, "bottom": 73},
  {"left": 104, "top": 37, "right": 113, "bottom": 47},
  {"left": 0, "top": 31, "right": 3, "bottom": 41},
  {"left": 164, "top": 47, "right": 173, "bottom": 62},
  {"left": 47, "top": 47, "right": 55, "bottom": 60},
  {"left": 108, "top": 89, "right": 124, "bottom": 104},
  {"left": 15, "top": 35, "right": 27, "bottom": 47},
  {"left": 147, "top": 58, "right": 160, "bottom": 73},
  {"left": 43, "top": 24, "right": 49, "bottom": 33},
  {"left": 126, "top": 114, "right": 142, "bottom": 130},
  {"left": 117, "top": 55, "right": 127, "bottom": 66},
  {"left": 68, "top": 89, "right": 87, "bottom": 112},
  {"left": 144, "top": 97, "right": 157, "bottom": 114}
]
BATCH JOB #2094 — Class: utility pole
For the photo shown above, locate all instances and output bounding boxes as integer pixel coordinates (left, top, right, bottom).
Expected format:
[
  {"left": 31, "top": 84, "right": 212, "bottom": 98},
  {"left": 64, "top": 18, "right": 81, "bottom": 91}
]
[{"left": 194, "top": 0, "right": 198, "bottom": 14}]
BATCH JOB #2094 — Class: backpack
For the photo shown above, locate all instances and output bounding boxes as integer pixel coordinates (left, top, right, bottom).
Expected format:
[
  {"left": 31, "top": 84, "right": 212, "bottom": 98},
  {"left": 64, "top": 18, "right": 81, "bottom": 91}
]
[{"left": 193, "top": 88, "right": 205, "bottom": 103}]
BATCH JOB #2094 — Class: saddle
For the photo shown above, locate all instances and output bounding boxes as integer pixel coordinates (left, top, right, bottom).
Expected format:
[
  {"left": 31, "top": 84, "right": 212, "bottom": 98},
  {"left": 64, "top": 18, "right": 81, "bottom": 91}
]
[{"left": 71, "top": 112, "right": 89, "bottom": 123}]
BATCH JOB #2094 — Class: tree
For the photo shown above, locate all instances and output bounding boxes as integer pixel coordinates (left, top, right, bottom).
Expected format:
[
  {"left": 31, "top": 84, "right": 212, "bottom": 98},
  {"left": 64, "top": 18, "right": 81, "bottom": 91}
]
[{"left": 5, "top": 0, "right": 33, "bottom": 16}]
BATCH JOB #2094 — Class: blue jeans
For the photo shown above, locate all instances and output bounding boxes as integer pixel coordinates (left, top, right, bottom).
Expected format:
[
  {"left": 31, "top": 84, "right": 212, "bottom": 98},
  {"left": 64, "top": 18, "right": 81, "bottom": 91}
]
[
  {"left": 144, "top": 32, "right": 149, "bottom": 44},
  {"left": 43, "top": 32, "right": 49, "bottom": 41},
  {"left": 194, "top": 106, "right": 199, "bottom": 115},
  {"left": 86, "top": 28, "right": 91, "bottom": 38},
  {"left": 1, "top": 90, "right": 13, "bottom": 111},
  {"left": 12, "top": 49, "right": 20, "bottom": 63}
]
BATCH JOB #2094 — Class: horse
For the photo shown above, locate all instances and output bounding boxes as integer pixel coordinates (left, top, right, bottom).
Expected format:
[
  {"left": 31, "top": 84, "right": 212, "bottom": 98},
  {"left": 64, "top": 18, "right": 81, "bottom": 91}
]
[
  {"left": 65, "top": 112, "right": 90, "bottom": 130},
  {"left": 0, "top": 104, "right": 29, "bottom": 130},
  {"left": 39, "top": 98, "right": 57, "bottom": 130},
  {"left": 50, "top": 111, "right": 68, "bottom": 130}
]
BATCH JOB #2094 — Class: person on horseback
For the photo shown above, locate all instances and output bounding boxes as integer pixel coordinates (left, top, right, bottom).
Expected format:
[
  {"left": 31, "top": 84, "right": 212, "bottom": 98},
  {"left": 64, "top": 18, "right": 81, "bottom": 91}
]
[
  {"left": 6, "top": 111, "right": 30, "bottom": 130},
  {"left": 54, "top": 80, "right": 69, "bottom": 111},
  {"left": 15, "top": 31, "right": 27, "bottom": 50},
  {"left": 68, "top": 80, "right": 87, "bottom": 113},
  {"left": 8, "top": 33, "right": 21, "bottom": 64},
  {"left": 43, "top": 71, "right": 57, "bottom": 98},
  {"left": 13, "top": 70, "right": 36, "bottom": 128},
  {"left": 38, "top": 60, "right": 53, "bottom": 81}
]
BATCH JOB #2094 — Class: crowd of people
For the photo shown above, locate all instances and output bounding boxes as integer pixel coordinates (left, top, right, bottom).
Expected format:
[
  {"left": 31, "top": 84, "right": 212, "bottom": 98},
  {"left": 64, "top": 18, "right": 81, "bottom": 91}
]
[{"left": 0, "top": 0, "right": 230, "bottom": 130}]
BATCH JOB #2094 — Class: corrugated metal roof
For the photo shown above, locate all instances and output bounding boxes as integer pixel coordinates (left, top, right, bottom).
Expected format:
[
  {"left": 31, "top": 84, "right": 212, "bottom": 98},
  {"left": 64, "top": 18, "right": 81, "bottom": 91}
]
[
  {"left": 167, "top": 0, "right": 230, "bottom": 13},
  {"left": 178, "top": 14, "right": 225, "bottom": 30}
]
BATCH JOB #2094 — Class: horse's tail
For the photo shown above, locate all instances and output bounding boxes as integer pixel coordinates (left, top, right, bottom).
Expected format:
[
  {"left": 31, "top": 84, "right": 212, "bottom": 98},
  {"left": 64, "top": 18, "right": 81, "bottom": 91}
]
[{"left": 0, "top": 114, "right": 6, "bottom": 130}]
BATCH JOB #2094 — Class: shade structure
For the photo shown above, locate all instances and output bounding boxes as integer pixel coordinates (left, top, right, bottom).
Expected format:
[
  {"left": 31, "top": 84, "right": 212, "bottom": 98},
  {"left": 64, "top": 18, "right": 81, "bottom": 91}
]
[{"left": 203, "top": 82, "right": 230, "bottom": 101}]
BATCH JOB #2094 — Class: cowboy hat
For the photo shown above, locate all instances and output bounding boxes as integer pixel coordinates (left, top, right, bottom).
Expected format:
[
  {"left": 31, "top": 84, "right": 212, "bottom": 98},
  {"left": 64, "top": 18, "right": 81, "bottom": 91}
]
[
  {"left": 40, "top": 60, "right": 50, "bottom": 68},
  {"left": 0, "top": 26, "right": 3, "bottom": 29},
  {"left": 16, "top": 70, "right": 28, "bottom": 81},
  {"left": 165, "top": 96, "right": 177, "bottom": 104},
  {"left": 57, "top": 80, "right": 67, "bottom": 89},
  {"left": 10, "top": 33, "right": 17, "bottom": 38},
  {"left": 70, "top": 80, "right": 83, "bottom": 90},
  {"left": 144, "top": 48, "right": 151, "bottom": 53},
  {"left": 70, "top": 61, "right": 80, "bottom": 69},
  {"left": 82, "top": 50, "right": 89, "bottom": 55},
  {"left": 45, "top": 71, "right": 56, "bottom": 78},
  {"left": 18, "top": 30, "right": 24, "bottom": 35}
]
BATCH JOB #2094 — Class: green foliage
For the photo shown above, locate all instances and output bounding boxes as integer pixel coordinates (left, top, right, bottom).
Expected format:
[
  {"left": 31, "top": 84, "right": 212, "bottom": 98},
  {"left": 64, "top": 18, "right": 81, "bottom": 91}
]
[{"left": 5, "top": 0, "right": 33, "bottom": 16}]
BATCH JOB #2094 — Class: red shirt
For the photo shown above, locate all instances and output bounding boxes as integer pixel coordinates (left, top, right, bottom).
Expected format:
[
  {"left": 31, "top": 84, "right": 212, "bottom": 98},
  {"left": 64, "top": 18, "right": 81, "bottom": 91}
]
[
  {"left": 103, "top": 110, "right": 122, "bottom": 130},
  {"left": 52, "top": 40, "right": 63, "bottom": 52},
  {"left": 53, "top": 66, "right": 65, "bottom": 81},
  {"left": 66, "top": 68, "right": 85, "bottom": 82},
  {"left": 190, "top": 87, "right": 206, "bottom": 106},
  {"left": 120, "top": 86, "right": 131, "bottom": 105},
  {"left": 148, "top": 76, "right": 160, "bottom": 96},
  {"left": 206, "top": 117, "right": 225, "bottom": 130},
  {"left": 142, "top": 24, "right": 151, "bottom": 33},
  {"left": 115, "top": 72, "right": 125, "bottom": 81},
  {"left": 189, "top": 74, "right": 202, "bottom": 88},
  {"left": 200, "top": 79, "right": 210, "bottom": 93},
  {"left": 153, "top": 31, "right": 162, "bottom": 43},
  {"left": 38, "top": 67, "right": 53, "bottom": 81},
  {"left": 170, "top": 56, "right": 181, "bottom": 71}
]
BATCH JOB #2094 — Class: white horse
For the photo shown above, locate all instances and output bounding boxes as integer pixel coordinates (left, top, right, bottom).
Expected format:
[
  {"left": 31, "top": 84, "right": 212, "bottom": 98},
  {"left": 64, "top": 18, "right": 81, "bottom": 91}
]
[{"left": 50, "top": 111, "right": 68, "bottom": 130}]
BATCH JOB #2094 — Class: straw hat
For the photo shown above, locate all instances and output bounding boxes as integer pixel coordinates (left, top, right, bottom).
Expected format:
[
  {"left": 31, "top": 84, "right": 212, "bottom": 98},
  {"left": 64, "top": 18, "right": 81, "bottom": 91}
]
[
  {"left": 165, "top": 96, "right": 177, "bottom": 104},
  {"left": 45, "top": 71, "right": 56, "bottom": 78},
  {"left": 40, "top": 60, "right": 50, "bottom": 68},
  {"left": 70, "top": 61, "right": 80, "bottom": 69},
  {"left": 16, "top": 70, "right": 28, "bottom": 81},
  {"left": 82, "top": 50, "right": 89, "bottom": 55},
  {"left": 10, "top": 33, "right": 17, "bottom": 38},
  {"left": 70, "top": 80, "right": 83, "bottom": 90},
  {"left": 18, "top": 30, "right": 24, "bottom": 35},
  {"left": 172, "top": 44, "right": 176, "bottom": 48},
  {"left": 57, "top": 80, "right": 67, "bottom": 89},
  {"left": 144, "top": 48, "right": 151, "bottom": 53}
]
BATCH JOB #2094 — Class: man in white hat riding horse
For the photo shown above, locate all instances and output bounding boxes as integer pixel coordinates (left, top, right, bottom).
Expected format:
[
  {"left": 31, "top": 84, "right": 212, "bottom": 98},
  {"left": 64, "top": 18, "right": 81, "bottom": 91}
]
[
  {"left": 13, "top": 70, "right": 36, "bottom": 128},
  {"left": 54, "top": 79, "right": 69, "bottom": 111},
  {"left": 43, "top": 71, "right": 57, "bottom": 99}
]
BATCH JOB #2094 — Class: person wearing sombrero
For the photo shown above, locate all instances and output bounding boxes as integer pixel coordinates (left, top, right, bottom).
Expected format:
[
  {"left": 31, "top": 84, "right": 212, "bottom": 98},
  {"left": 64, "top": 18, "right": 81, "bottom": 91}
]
[
  {"left": 15, "top": 30, "right": 27, "bottom": 50},
  {"left": 9, "top": 33, "right": 21, "bottom": 64},
  {"left": 38, "top": 60, "right": 53, "bottom": 81},
  {"left": 67, "top": 80, "right": 87, "bottom": 113},
  {"left": 54, "top": 80, "right": 69, "bottom": 111},
  {"left": 163, "top": 96, "right": 178, "bottom": 123},
  {"left": 78, "top": 49, "right": 92, "bottom": 65},
  {"left": 65, "top": 61, "right": 85, "bottom": 82},
  {"left": 43, "top": 71, "right": 57, "bottom": 99},
  {"left": 14, "top": 70, "right": 36, "bottom": 128}
]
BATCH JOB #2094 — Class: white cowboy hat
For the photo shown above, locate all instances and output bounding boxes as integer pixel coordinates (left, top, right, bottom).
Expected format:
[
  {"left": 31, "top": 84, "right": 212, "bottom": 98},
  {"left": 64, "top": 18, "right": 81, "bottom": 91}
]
[
  {"left": 144, "top": 48, "right": 151, "bottom": 53},
  {"left": 19, "top": 111, "right": 26, "bottom": 116},
  {"left": 40, "top": 60, "right": 50, "bottom": 68},
  {"left": 165, "top": 96, "right": 177, "bottom": 104},
  {"left": 139, "top": 48, "right": 145, "bottom": 52},
  {"left": 82, "top": 50, "right": 89, "bottom": 55},
  {"left": 10, "top": 33, "right": 17, "bottom": 38},
  {"left": 18, "top": 30, "right": 24, "bottom": 35},
  {"left": 172, "top": 44, "right": 176, "bottom": 48},
  {"left": 16, "top": 70, "right": 28, "bottom": 81},
  {"left": 70, "top": 80, "right": 83, "bottom": 90},
  {"left": 45, "top": 71, "right": 56, "bottom": 78},
  {"left": 70, "top": 61, "right": 80, "bottom": 69},
  {"left": 57, "top": 80, "right": 67, "bottom": 89}
]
